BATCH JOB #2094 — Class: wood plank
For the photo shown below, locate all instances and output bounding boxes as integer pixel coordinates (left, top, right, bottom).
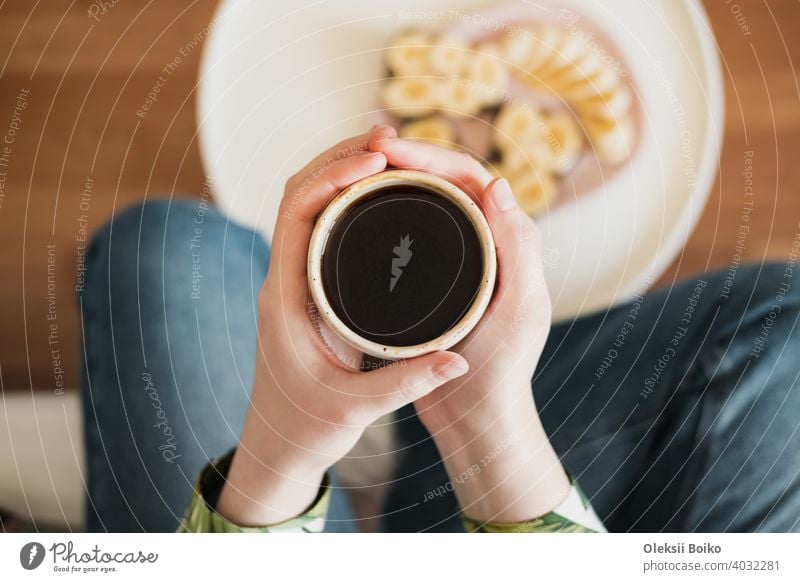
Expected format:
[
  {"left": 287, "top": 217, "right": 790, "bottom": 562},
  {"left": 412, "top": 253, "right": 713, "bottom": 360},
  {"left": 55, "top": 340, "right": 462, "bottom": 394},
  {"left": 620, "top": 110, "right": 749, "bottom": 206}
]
[
  {"left": 658, "top": 0, "right": 800, "bottom": 287},
  {"left": 0, "top": 1, "right": 217, "bottom": 392}
]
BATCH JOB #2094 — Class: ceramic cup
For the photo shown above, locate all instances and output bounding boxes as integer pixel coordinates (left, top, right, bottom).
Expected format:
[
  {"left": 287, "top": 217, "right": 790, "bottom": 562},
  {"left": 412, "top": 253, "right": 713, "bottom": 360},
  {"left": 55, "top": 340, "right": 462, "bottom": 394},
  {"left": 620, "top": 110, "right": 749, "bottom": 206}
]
[{"left": 307, "top": 169, "right": 497, "bottom": 359}]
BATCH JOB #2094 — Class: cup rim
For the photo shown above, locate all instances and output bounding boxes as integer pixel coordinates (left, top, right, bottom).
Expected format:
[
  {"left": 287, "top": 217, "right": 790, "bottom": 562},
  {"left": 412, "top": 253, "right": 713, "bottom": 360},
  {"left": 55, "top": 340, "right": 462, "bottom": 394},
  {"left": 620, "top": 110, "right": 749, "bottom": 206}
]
[{"left": 307, "top": 169, "right": 497, "bottom": 360}]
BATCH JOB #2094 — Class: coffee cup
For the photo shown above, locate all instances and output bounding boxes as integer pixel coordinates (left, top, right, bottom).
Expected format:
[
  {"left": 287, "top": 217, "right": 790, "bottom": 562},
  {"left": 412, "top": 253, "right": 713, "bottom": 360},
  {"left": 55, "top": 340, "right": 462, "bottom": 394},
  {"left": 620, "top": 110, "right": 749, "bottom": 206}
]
[{"left": 307, "top": 169, "right": 496, "bottom": 359}]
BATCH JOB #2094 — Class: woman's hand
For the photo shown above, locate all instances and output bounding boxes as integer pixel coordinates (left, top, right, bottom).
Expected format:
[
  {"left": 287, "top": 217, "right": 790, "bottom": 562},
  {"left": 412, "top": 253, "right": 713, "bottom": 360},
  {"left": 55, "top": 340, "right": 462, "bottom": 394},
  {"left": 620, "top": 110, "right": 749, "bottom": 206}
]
[
  {"left": 217, "top": 127, "right": 470, "bottom": 526},
  {"left": 369, "top": 136, "right": 571, "bottom": 523}
]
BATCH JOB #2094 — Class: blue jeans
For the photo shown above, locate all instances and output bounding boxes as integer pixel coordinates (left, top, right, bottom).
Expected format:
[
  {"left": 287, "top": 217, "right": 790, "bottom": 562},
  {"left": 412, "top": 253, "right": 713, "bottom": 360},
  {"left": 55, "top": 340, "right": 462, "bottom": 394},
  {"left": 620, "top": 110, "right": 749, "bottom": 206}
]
[{"left": 79, "top": 199, "right": 800, "bottom": 532}]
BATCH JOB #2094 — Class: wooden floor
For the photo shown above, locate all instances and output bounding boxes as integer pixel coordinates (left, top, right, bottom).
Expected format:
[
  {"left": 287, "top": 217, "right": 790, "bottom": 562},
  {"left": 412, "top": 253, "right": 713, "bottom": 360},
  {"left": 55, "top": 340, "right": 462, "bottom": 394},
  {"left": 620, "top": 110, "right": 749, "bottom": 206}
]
[{"left": 0, "top": 1, "right": 798, "bottom": 393}]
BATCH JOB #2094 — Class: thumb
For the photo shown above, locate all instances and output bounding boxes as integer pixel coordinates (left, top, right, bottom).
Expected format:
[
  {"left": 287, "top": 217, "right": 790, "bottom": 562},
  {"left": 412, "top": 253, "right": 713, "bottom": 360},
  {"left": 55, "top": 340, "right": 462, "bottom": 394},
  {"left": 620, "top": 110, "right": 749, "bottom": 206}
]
[{"left": 357, "top": 351, "right": 469, "bottom": 417}]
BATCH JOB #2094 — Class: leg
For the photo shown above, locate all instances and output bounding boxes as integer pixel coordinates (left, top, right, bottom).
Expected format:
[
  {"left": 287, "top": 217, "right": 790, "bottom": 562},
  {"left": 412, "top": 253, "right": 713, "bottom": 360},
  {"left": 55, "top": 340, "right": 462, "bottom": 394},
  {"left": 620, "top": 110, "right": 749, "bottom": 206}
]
[
  {"left": 537, "top": 262, "right": 800, "bottom": 532},
  {"left": 79, "top": 198, "right": 269, "bottom": 531},
  {"left": 384, "top": 263, "right": 800, "bottom": 532},
  {"left": 80, "top": 199, "right": 357, "bottom": 532}
]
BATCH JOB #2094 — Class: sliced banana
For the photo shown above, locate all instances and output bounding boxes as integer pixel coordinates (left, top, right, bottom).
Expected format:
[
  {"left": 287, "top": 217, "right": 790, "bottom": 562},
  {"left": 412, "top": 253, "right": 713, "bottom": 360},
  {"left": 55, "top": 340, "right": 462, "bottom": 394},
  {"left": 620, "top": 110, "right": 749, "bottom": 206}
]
[
  {"left": 583, "top": 113, "right": 635, "bottom": 165},
  {"left": 493, "top": 102, "right": 546, "bottom": 151},
  {"left": 507, "top": 168, "right": 559, "bottom": 216},
  {"left": 438, "top": 77, "right": 483, "bottom": 117},
  {"left": 548, "top": 47, "right": 606, "bottom": 88},
  {"left": 399, "top": 116, "right": 455, "bottom": 146},
  {"left": 498, "top": 29, "right": 538, "bottom": 67},
  {"left": 462, "top": 45, "right": 510, "bottom": 106},
  {"left": 536, "top": 31, "right": 589, "bottom": 80},
  {"left": 524, "top": 34, "right": 609, "bottom": 100},
  {"left": 524, "top": 27, "right": 563, "bottom": 74},
  {"left": 385, "top": 31, "right": 433, "bottom": 76},
  {"left": 544, "top": 111, "right": 584, "bottom": 174},
  {"left": 500, "top": 137, "right": 555, "bottom": 175},
  {"left": 381, "top": 77, "right": 442, "bottom": 118},
  {"left": 428, "top": 35, "right": 470, "bottom": 76},
  {"left": 574, "top": 84, "right": 633, "bottom": 121},
  {"left": 560, "top": 66, "right": 622, "bottom": 102},
  {"left": 382, "top": 23, "right": 636, "bottom": 169}
]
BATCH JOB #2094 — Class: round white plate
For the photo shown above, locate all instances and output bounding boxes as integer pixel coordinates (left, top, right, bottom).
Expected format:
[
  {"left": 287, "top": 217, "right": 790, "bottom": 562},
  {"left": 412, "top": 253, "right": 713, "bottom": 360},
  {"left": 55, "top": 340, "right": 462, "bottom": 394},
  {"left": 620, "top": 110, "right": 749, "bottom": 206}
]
[{"left": 198, "top": 0, "right": 723, "bottom": 321}]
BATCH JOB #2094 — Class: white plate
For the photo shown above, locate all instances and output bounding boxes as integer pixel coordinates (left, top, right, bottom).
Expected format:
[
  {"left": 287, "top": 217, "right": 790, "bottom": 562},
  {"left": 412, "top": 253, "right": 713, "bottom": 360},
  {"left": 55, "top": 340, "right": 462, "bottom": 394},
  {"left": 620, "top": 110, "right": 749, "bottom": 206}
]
[{"left": 198, "top": 0, "right": 723, "bottom": 321}]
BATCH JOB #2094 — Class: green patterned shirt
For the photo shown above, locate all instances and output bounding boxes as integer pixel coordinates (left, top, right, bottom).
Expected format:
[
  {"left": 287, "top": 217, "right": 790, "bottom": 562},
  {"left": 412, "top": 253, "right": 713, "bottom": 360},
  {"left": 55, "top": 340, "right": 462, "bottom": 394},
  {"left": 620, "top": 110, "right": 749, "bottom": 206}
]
[{"left": 180, "top": 450, "right": 605, "bottom": 533}]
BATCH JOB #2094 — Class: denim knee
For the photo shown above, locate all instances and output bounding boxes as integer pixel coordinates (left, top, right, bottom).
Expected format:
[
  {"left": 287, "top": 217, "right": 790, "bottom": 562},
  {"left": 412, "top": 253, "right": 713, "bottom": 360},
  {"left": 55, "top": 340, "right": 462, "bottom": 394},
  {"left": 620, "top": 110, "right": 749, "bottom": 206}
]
[
  {"left": 699, "top": 289, "right": 800, "bottom": 531},
  {"left": 78, "top": 196, "right": 270, "bottom": 407},
  {"left": 81, "top": 197, "right": 269, "bottom": 307}
]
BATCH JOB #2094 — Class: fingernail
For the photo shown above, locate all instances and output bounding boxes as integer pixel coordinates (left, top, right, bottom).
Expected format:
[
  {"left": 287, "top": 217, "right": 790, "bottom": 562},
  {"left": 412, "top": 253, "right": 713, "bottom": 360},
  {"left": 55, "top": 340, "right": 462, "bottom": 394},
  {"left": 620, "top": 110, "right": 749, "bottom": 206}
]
[
  {"left": 491, "top": 178, "right": 517, "bottom": 212},
  {"left": 433, "top": 358, "right": 469, "bottom": 381}
]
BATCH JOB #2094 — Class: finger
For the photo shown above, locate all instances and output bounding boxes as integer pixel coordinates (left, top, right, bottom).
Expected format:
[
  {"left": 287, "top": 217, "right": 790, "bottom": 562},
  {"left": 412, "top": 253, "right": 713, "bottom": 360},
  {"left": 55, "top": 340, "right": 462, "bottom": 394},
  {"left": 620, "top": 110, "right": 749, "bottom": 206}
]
[
  {"left": 368, "top": 137, "right": 492, "bottom": 200},
  {"left": 268, "top": 151, "right": 388, "bottom": 302},
  {"left": 288, "top": 125, "right": 396, "bottom": 193},
  {"left": 352, "top": 351, "right": 469, "bottom": 420},
  {"left": 279, "top": 149, "right": 388, "bottom": 222},
  {"left": 481, "top": 178, "right": 543, "bottom": 298}
]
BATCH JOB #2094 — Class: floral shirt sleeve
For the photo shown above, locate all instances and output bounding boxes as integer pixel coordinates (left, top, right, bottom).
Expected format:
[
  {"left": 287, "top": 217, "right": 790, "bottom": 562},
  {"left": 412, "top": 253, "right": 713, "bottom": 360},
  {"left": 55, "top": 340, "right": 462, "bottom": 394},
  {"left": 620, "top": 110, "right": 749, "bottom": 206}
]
[
  {"left": 180, "top": 450, "right": 328, "bottom": 533},
  {"left": 181, "top": 450, "right": 604, "bottom": 533},
  {"left": 461, "top": 476, "right": 606, "bottom": 533}
]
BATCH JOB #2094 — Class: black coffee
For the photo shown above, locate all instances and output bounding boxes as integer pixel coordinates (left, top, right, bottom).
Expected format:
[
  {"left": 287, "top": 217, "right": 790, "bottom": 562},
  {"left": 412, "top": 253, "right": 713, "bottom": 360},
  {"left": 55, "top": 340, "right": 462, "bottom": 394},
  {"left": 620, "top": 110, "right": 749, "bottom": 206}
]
[{"left": 321, "top": 185, "right": 485, "bottom": 347}]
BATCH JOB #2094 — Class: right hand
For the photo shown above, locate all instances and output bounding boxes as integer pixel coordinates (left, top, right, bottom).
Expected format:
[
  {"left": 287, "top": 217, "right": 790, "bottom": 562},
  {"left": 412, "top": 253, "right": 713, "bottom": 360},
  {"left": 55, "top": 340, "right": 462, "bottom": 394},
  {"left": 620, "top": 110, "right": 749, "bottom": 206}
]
[
  {"left": 216, "top": 126, "right": 470, "bottom": 526},
  {"left": 367, "top": 137, "right": 568, "bottom": 523}
]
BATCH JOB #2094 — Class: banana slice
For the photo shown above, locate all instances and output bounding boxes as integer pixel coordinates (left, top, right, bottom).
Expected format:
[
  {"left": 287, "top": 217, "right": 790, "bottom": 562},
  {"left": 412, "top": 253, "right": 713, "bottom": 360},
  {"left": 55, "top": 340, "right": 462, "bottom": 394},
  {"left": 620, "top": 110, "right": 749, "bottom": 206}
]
[
  {"left": 524, "top": 27, "right": 563, "bottom": 74},
  {"left": 438, "top": 77, "right": 483, "bottom": 117},
  {"left": 385, "top": 31, "right": 433, "bottom": 76},
  {"left": 498, "top": 29, "right": 538, "bottom": 66},
  {"left": 381, "top": 77, "right": 442, "bottom": 118},
  {"left": 548, "top": 47, "right": 606, "bottom": 88},
  {"left": 497, "top": 22, "right": 636, "bottom": 168},
  {"left": 500, "top": 137, "right": 555, "bottom": 174},
  {"left": 463, "top": 45, "right": 510, "bottom": 106},
  {"left": 536, "top": 31, "right": 590, "bottom": 80},
  {"left": 507, "top": 168, "right": 559, "bottom": 216},
  {"left": 538, "top": 37, "right": 616, "bottom": 98},
  {"left": 560, "top": 66, "right": 622, "bottom": 102},
  {"left": 574, "top": 84, "right": 633, "bottom": 121},
  {"left": 583, "top": 113, "right": 635, "bottom": 165},
  {"left": 516, "top": 35, "right": 565, "bottom": 92},
  {"left": 544, "top": 111, "right": 584, "bottom": 174},
  {"left": 399, "top": 116, "right": 455, "bottom": 146},
  {"left": 428, "top": 35, "right": 470, "bottom": 76},
  {"left": 493, "top": 102, "right": 546, "bottom": 151}
]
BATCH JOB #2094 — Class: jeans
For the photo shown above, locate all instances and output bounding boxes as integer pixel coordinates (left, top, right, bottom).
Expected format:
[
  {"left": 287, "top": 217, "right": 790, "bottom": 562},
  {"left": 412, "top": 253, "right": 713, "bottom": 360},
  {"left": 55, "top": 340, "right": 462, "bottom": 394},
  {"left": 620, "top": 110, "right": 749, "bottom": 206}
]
[{"left": 79, "top": 199, "right": 800, "bottom": 532}]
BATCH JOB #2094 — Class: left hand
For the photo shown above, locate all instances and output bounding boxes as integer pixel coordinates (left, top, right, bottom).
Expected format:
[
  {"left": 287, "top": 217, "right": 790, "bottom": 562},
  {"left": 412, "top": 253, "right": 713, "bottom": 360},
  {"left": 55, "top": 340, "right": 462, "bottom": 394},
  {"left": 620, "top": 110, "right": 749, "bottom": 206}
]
[
  {"left": 217, "top": 127, "right": 471, "bottom": 527},
  {"left": 369, "top": 136, "right": 571, "bottom": 523}
]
